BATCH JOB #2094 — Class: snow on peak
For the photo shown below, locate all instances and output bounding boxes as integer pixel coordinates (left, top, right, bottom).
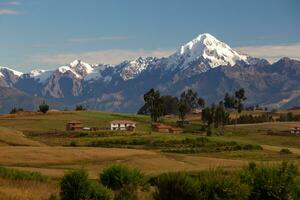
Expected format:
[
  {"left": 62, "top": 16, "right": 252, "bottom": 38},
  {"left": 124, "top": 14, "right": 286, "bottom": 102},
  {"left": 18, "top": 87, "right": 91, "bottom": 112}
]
[
  {"left": 69, "top": 60, "right": 93, "bottom": 74},
  {"left": 0, "top": 66, "right": 23, "bottom": 77},
  {"left": 175, "top": 33, "right": 248, "bottom": 68},
  {"left": 120, "top": 57, "right": 154, "bottom": 80},
  {"left": 57, "top": 60, "right": 94, "bottom": 78},
  {"left": 29, "top": 69, "right": 53, "bottom": 83}
]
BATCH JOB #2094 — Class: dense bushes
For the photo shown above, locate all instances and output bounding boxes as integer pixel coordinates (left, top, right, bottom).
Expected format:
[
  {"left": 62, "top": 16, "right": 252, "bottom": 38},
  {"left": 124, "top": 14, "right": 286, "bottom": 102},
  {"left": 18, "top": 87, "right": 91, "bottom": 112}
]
[
  {"left": 197, "top": 169, "right": 249, "bottom": 200},
  {"left": 89, "top": 137, "right": 262, "bottom": 154},
  {"left": 88, "top": 182, "right": 114, "bottom": 200},
  {"left": 100, "top": 164, "right": 145, "bottom": 200},
  {"left": 153, "top": 162, "right": 300, "bottom": 200},
  {"left": 280, "top": 148, "right": 292, "bottom": 154},
  {"left": 60, "top": 169, "right": 91, "bottom": 200},
  {"left": 163, "top": 143, "right": 262, "bottom": 154},
  {"left": 278, "top": 112, "right": 300, "bottom": 122},
  {"left": 58, "top": 163, "right": 299, "bottom": 200},
  {"left": 153, "top": 172, "right": 199, "bottom": 200},
  {"left": 0, "top": 166, "right": 49, "bottom": 182},
  {"left": 100, "top": 164, "right": 144, "bottom": 190},
  {"left": 240, "top": 162, "right": 300, "bottom": 200},
  {"left": 60, "top": 169, "right": 113, "bottom": 200},
  {"left": 228, "top": 112, "right": 300, "bottom": 125},
  {"left": 228, "top": 113, "right": 273, "bottom": 125}
]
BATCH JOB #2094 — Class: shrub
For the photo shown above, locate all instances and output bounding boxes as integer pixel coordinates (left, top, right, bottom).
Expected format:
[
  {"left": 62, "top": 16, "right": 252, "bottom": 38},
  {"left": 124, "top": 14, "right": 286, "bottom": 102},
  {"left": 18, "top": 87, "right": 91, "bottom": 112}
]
[
  {"left": 100, "top": 164, "right": 144, "bottom": 191},
  {"left": 48, "top": 194, "right": 59, "bottom": 200},
  {"left": 100, "top": 164, "right": 145, "bottom": 200},
  {"left": 114, "top": 189, "right": 135, "bottom": 200},
  {"left": 88, "top": 182, "right": 114, "bottom": 200},
  {"left": 70, "top": 141, "right": 77, "bottom": 147},
  {"left": 197, "top": 169, "right": 249, "bottom": 200},
  {"left": 0, "top": 166, "right": 48, "bottom": 182},
  {"left": 60, "top": 169, "right": 91, "bottom": 200},
  {"left": 75, "top": 105, "right": 87, "bottom": 111},
  {"left": 9, "top": 107, "right": 24, "bottom": 114},
  {"left": 240, "top": 162, "right": 300, "bottom": 200},
  {"left": 280, "top": 148, "right": 292, "bottom": 154},
  {"left": 39, "top": 101, "right": 49, "bottom": 114},
  {"left": 153, "top": 172, "right": 199, "bottom": 200}
]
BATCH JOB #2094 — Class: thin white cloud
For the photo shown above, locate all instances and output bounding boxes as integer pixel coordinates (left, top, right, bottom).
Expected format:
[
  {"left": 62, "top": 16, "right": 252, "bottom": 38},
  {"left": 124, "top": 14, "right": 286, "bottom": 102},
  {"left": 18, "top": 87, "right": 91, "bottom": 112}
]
[
  {"left": 6, "top": 1, "right": 21, "bottom": 6},
  {"left": 30, "top": 49, "right": 175, "bottom": 66},
  {"left": 235, "top": 43, "right": 300, "bottom": 63},
  {"left": 0, "top": 9, "right": 20, "bottom": 15},
  {"left": 68, "top": 36, "right": 129, "bottom": 43},
  {"left": 29, "top": 43, "right": 300, "bottom": 67}
]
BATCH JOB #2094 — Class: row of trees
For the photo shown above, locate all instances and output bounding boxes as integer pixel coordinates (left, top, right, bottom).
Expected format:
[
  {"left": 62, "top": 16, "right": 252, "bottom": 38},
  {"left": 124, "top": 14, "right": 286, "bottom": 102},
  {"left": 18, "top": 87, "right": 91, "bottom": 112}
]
[
  {"left": 10, "top": 101, "right": 49, "bottom": 114},
  {"left": 202, "top": 102, "right": 229, "bottom": 135},
  {"left": 53, "top": 162, "right": 300, "bottom": 200},
  {"left": 138, "top": 88, "right": 205, "bottom": 122},
  {"left": 9, "top": 102, "right": 90, "bottom": 114},
  {"left": 200, "top": 88, "right": 247, "bottom": 134}
]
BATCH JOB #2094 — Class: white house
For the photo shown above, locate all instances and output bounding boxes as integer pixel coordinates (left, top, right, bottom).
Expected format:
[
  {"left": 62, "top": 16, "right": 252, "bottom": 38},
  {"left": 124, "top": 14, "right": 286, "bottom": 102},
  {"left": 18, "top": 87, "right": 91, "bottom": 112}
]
[{"left": 110, "top": 120, "right": 136, "bottom": 131}]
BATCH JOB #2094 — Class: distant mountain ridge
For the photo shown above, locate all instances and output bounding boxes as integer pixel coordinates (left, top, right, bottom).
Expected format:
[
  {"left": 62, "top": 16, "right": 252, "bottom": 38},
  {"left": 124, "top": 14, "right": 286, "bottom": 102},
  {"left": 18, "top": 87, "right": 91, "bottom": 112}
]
[{"left": 0, "top": 33, "right": 299, "bottom": 113}]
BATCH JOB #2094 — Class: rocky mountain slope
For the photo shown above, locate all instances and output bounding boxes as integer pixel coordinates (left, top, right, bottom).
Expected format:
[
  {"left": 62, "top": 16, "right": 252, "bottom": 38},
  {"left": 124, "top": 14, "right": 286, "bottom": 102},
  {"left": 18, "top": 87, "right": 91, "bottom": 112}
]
[{"left": 0, "top": 33, "right": 299, "bottom": 113}]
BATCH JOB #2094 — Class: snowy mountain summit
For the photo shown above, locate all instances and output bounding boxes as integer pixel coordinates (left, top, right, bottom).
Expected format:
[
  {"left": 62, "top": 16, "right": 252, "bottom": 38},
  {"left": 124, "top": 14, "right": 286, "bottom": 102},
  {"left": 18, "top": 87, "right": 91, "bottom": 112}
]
[
  {"left": 169, "top": 33, "right": 249, "bottom": 71},
  {"left": 58, "top": 60, "right": 94, "bottom": 78}
]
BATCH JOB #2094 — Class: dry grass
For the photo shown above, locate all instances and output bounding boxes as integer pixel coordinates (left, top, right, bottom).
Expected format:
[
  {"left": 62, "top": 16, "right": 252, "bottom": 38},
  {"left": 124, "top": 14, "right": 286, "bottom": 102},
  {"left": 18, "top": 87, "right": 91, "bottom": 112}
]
[
  {"left": 223, "top": 122, "right": 300, "bottom": 148},
  {"left": 0, "top": 127, "right": 43, "bottom": 146},
  {"left": 0, "top": 178, "right": 58, "bottom": 200},
  {"left": 0, "top": 146, "right": 246, "bottom": 178}
]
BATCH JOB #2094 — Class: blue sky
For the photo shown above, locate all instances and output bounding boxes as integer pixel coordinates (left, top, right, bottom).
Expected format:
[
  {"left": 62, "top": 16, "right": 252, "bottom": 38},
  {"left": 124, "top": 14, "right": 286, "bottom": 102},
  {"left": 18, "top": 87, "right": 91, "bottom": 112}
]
[{"left": 0, "top": 0, "right": 299, "bottom": 72}]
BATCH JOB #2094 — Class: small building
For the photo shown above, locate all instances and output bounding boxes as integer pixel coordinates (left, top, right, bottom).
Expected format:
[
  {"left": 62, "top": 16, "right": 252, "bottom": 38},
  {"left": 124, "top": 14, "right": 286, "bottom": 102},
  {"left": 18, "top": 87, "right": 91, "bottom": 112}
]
[
  {"left": 110, "top": 120, "right": 136, "bottom": 131},
  {"left": 152, "top": 123, "right": 171, "bottom": 133},
  {"left": 169, "top": 127, "right": 183, "bottom": 133},
  {"left": 66, "top": 120, "right": 83, "bottom": 131},
  {"left": 290, "top": 127, "right": 300, "bottom": 135},
  {"left": 191, "top": 108, "right": 202, "bottom": 114}
]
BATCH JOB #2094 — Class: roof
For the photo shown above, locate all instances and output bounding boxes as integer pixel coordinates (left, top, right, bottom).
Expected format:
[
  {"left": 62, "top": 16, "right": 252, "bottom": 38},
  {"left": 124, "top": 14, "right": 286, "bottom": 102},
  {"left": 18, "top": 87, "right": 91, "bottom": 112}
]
[
  {"left": 170, "top": 127, "right": 183, "bottom": 131},
  {"left": 110, "top": 120, "right": 136, "bottom": 124},
  {"left": 68, "top": 120, "right": 82, "bottom": 124},
  {"left": 155, "top": 125, "right": 171, "bottom": 129}
]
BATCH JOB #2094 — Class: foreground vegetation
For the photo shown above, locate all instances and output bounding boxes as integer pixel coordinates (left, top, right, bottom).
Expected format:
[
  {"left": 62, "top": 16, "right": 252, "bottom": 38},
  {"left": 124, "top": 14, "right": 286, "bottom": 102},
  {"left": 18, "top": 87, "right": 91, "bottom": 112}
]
[
  {"left": 48, "top": 162, "right": 300, "bottom": 200},
  {"left": 0, "top": 110, "right": 299, "bottom": 199}
]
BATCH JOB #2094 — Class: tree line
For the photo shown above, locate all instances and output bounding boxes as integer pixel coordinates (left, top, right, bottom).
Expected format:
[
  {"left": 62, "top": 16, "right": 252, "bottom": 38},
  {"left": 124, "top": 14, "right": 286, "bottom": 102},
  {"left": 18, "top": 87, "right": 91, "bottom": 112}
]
[
  {"left": 138, "top": 88, "right": 247, "bottom": 133},
  {"left": 137, "top": 88, "right": 205, "bottom": 122}
]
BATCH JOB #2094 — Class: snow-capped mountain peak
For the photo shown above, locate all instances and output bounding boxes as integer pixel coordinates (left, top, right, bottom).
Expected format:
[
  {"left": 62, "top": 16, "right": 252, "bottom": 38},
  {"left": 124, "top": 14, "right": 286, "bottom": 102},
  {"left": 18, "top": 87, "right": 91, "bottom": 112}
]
[
  {"left": 57, "top": 60, "right": 94, "bottom": 78},
  {"left": 0, "top": 66, "right": 23, "bottom": 77},
  {"left": 69, "top": 60, "right": 93, "bottom": 73},
  {"left": 120, "top": 57, "right": 154, "bottom": 80},
  {"left": 28, "top": 69, "right": 53, "bottom": 83},
  {"left": 0, "top": 66, "right": 23, "bottom": 87},
  {"left": 172, "top": 33, "right": 248, "bottom": 69}
]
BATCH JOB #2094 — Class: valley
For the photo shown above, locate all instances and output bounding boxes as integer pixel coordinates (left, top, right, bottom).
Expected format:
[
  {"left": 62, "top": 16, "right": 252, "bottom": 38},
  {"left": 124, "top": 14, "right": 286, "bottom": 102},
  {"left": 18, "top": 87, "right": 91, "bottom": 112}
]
[{"left": 0, "top": 110, "right": 299, "bottom": 199}]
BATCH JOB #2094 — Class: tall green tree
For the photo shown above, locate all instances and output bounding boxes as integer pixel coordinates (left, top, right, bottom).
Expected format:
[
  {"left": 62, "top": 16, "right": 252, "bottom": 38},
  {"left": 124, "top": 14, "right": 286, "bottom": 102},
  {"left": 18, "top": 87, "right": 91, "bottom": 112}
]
[
  {"left": 161, "top": 95, "right": 179, "bottom": 115},
  {"left": 202, "top": 104, "right": 216, "bottom": 136},
  {"left": 180, "top": 89, "right": 201, "bottom": 111},
  {"left": 224, "top": 93, "right": 236, "bottom": 109},
  {"left": 178, "top": 101, "right": 189, "bottom": 122},
  {"left": 197, "top": 97, "right": 205, "bottom": 109},
  {"left": 235, "top": 88, "right": 247, "bottom": 113},
  {"left": 214, "top": 102, "right": 229, "bottom": 135},
  {"left": 142, "top": 89, "right": 164, "bottom": 122}
]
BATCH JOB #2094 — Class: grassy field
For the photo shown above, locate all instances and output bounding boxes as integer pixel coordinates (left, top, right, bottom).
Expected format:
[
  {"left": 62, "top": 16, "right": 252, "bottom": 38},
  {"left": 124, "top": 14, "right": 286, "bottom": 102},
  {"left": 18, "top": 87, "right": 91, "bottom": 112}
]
[{"left": 0, "top": 110, "right": 299, "bottom": 199}]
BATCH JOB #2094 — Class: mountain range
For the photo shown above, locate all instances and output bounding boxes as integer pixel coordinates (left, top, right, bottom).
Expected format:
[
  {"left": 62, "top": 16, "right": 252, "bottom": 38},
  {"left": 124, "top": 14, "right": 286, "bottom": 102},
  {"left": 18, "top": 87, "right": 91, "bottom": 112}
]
[{"left": 0, "top": 33, "right": 300, "bottom": 113}]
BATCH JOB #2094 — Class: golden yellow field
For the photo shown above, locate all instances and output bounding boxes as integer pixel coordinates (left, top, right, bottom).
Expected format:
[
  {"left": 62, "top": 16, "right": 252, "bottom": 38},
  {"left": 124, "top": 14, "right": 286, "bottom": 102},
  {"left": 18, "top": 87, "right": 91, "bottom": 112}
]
[{"left": 0, "top": 111, "right": 299, "bottom": 199}]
